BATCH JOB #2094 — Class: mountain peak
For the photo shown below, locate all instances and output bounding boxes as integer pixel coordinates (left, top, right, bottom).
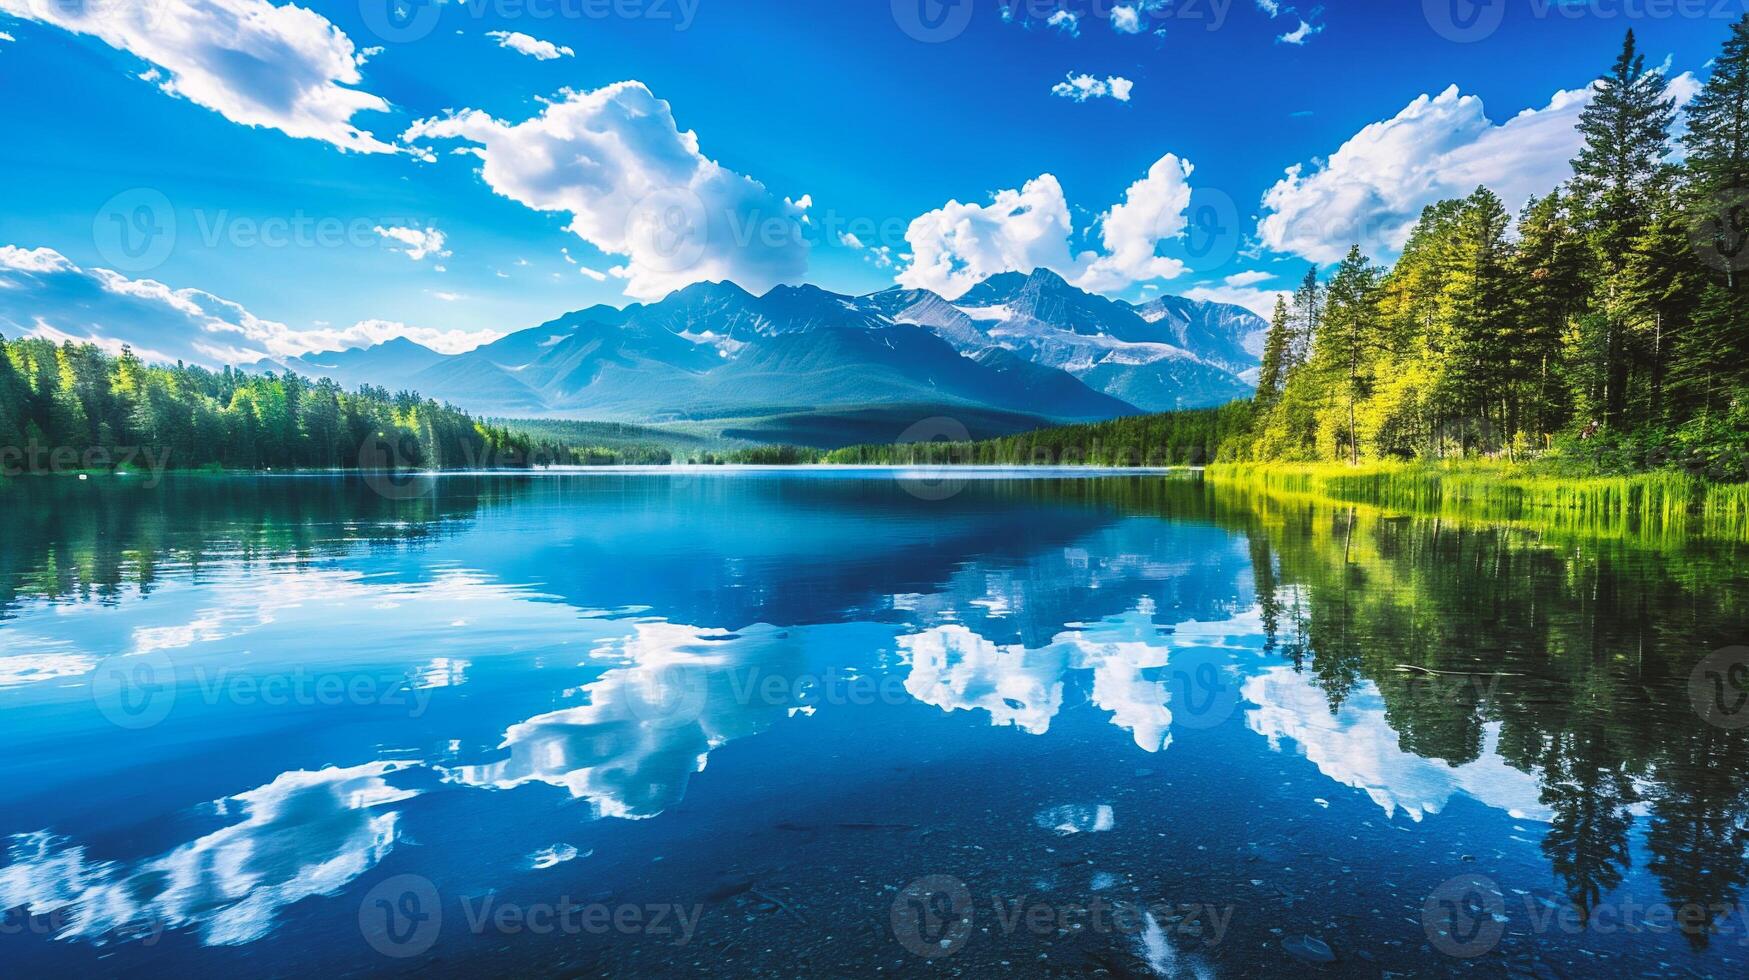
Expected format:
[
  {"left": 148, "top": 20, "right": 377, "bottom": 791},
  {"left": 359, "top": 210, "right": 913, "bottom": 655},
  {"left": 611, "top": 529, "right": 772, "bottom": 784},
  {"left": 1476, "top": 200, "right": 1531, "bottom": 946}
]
[
  {"left": 663, "top": 279, "right": 754, "bottom": 304},
  {"left": 1023, "top": 267, "right": 1070, "bottom": 288}
]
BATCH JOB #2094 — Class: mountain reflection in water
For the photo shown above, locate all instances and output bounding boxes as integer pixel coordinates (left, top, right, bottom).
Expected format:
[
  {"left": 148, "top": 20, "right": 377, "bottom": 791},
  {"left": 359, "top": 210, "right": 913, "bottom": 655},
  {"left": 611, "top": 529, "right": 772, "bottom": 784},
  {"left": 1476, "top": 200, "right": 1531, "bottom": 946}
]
[{"left": 0, "top": 471, "right": 1744, "bottom": 975}]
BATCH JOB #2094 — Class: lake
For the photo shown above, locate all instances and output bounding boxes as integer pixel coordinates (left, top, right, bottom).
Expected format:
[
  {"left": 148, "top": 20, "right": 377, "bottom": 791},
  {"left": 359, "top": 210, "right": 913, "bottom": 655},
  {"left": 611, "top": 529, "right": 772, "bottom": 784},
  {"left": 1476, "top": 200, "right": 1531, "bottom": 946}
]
[{"left": 1, "top": 469, "right": 1746, "bottom": 978}]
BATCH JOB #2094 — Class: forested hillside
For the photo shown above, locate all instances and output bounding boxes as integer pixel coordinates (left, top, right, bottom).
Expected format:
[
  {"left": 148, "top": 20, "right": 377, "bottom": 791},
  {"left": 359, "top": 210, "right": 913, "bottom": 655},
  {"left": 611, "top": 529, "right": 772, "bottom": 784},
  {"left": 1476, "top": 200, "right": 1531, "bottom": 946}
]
[
  {"left": 837, "top": 25, "right": 1749, "bottom": 485},
  {"left": 1244, "top": 26, "right": 1749, "bottom": 479},
  {"left": 0, "top": 336, "right": 578, "bottom": 473}
]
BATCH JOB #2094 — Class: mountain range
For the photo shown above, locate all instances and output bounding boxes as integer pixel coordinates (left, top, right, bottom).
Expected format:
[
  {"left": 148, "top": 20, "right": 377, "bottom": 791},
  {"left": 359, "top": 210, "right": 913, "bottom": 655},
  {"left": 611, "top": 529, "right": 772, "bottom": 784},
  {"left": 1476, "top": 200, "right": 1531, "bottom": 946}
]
[{"left": 255, "top": 269, "right": 1265, "bottom": 427}]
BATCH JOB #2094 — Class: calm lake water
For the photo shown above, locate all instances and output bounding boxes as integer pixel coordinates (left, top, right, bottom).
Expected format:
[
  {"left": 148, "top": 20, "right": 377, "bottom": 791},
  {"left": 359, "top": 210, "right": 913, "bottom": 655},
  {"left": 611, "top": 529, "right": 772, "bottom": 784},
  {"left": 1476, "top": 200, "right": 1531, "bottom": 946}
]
[{"left": 1, "top": 469, "right": 1747, "bottom": 978}]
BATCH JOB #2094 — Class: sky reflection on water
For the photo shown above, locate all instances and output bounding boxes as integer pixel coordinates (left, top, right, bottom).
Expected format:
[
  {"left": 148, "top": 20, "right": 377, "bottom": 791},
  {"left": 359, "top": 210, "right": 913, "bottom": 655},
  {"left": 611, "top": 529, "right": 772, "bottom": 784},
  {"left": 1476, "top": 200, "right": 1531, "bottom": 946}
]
[{"left": 0, "top": 471, "right": 1745, "bottom": 976}]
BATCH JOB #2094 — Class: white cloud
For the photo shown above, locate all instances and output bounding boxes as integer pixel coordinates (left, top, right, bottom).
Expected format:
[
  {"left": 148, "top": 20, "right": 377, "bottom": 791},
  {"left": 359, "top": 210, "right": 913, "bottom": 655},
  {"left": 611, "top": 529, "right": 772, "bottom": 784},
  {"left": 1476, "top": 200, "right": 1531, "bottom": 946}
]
[
  {"left": 1110, "top": 4, "right": 1144, "bottom": 33},
  {"left": 430, "top": 290, "right": 462, "bottom": 302},
  {"left": 0, "top": 246, "right": 501, "bottom": 363},
  {"left": 0, "top": 0, "right": 396, "bottom": 153},
  {"left": 1046, "top": 10, "right": 1080, "bottom": 35},
  {"left": 373, "top": 225, "right": 450, "bottom": 262},
  {"left": 1244, "top": 668, "right": 1553, "bottom": 823},
  {"left": 1076, "top": 153, "right": 1195, "bottom": 293},
  {"left": 486, "top": 30, "right": 574, "bottom": 60},
  {"left": 1256, "top": 79, "right": 1696, "bottom": 263},
  {"left": 896, "top": 175, "right": 1080, "bottom": 299},
  {"left": 898, "top": 153, "right": 1201, "bottom": 299},
  {"left": 838, "top": 231, "right": 865, "bottom": 249},
  {"left": 1051, "top": 73, "right": 1134, "bottom": 103},
  {"left": 0, "top": 30, "right": 14, "bottom": 42},
  {"left": 1183, "top": 272, "right": 1287, "bottom": 320},
  {"left": 1224, "top": 269, "right": 1275, "bottom": 287},
  {"left": 578, "top": 265, "right": 608, "bottom": 281},
  {"left": 300, "top": 318, "right": 499, "bottom": 355},
  {"left": 0, "top": 245, "right": 76, "bottom": 273},
  {"left": 1277, "top": 18, "right": 1322, "bottom": 45},
  {"left": 1256, "top": 0, "right": 1282, "bottom": 15},
  {"left": 0, "top": 764, "right": 421, "bottom": 947},
  {"left": 404, "top": 81, "right": 809, "bottom": 301}
]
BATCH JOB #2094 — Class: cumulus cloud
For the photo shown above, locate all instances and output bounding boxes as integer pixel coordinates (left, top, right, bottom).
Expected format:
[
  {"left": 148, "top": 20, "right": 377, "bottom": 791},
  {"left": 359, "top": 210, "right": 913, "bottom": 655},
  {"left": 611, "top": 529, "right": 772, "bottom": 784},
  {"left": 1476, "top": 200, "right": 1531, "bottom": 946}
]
[
  {"left": 1277, "top": 18, "right": 1322, "bottom": 45},
  {"left": 0, "top": 30, "right": 14, "bottom": 43},
  {"left": 1110, "top": 4, "right": 1144, "bottom": 33},
  {"left": 1256, "top": 0, "right": 1282, "bottom": 14},
  {"left": 0, "top": 0, "right": 396, "bottom": 153},
  {"left": 1256, "top": 78, "right": 1696, "bottom": 263},
  {"left": 1076, "top": 154, "right": 1195, "bottom": 292},
  {"left": 1046, "top": 10, "right": 1080, "bottom": 35},
  {"left": 404, "top": 81, "right": 809, "bottom": 301},
  {"left": 897, "top": 153, "right": 1199, "bottom": 298},
  {"left": 486, "top": 30, "right": 574, "bottom": 60},
  {"left": 896, "top": 175, "right": 1080, "bottom": 299},
  {"left": 0, "top": 245, "right": 500, "bottom": 364},
  {"left": 1051, "top": 73, "right": 1134, "bottom": 103},
  {"left": 1225, "top": 270, "right": 1275, "bottom": 287},
  {"left": 373, "top": 225, "right": 450, "bottom": 262},
  {"left": 0, "top": 246, "right": 76, "bottom": 273}
]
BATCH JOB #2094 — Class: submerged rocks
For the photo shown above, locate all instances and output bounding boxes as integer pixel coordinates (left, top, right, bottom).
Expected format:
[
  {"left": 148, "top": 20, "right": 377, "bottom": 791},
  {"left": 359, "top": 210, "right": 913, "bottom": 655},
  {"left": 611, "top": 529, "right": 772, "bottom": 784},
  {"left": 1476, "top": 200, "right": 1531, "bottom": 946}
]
[{"left": 1282, "top": 933, "right": 1337, "bottom": 964}]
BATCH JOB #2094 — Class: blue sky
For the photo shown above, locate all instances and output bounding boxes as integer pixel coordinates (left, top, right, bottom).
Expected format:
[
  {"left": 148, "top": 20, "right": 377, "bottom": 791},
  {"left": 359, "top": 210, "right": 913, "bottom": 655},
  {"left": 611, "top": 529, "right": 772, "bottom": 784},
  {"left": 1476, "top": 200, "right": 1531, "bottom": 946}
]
[{"left": 0, "top": 0, "right": 1729, "bottom": 364}]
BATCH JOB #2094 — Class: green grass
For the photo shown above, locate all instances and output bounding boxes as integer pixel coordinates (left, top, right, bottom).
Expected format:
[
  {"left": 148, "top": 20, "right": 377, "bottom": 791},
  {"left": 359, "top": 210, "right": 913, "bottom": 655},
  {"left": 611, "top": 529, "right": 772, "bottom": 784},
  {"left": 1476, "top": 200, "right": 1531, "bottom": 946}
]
[{"left": 1206, "top": 460, "right": 1749, "bottom": 542}]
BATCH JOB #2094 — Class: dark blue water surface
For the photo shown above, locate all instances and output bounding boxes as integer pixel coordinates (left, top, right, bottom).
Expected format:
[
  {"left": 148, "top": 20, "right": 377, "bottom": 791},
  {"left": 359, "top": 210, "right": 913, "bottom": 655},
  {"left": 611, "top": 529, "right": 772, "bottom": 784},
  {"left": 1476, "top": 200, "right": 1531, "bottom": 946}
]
[{"left": 2, "top": 469, "right": 1747, "bottom": 978}]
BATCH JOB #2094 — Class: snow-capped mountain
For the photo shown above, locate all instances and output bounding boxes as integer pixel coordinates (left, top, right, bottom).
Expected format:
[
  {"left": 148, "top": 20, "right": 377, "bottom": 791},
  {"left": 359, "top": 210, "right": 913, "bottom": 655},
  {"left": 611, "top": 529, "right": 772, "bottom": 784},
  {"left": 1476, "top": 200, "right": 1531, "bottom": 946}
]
[{"left": 256, "top": 270, "right": 1263, "bottom": 423}]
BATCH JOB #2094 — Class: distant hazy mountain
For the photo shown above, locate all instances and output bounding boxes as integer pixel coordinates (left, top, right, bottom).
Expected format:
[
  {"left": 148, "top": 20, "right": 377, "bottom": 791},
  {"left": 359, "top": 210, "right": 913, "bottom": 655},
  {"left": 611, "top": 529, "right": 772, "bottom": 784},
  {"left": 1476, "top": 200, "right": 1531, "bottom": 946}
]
[{"left": 255, "top": 270, "right": 1264, "bottom": 422}]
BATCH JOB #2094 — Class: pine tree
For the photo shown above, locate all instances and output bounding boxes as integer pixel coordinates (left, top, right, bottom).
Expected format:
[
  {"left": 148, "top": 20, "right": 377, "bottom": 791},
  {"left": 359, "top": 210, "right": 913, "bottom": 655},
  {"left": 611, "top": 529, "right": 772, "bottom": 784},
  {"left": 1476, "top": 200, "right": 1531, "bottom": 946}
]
[
  {"left": 1684, "top": 15, "right": 1749, "bottom": 204},
  {"left": 1570, "top": 29, "right": 1677, "bottom": 427},
  {"left": 1289, "top": 266, "right": 1322, "bottom": 369},
  {"left": 1508, "top": 193, "right": 1590, "bottom": 442},
  {"left": 1256, "top": 294, "right": 1292, "bottom": 406},
  {"left": 1315, "top": 246, "right": 1382, "bottom": 463}
]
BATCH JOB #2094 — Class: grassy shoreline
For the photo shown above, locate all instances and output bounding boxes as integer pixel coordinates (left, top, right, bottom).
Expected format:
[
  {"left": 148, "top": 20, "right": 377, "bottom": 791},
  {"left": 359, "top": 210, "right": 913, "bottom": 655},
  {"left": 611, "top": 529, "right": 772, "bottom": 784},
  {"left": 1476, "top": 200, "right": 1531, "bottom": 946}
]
[{"left": 1202, "top": 460, "right": 1749, "bottom": 542}]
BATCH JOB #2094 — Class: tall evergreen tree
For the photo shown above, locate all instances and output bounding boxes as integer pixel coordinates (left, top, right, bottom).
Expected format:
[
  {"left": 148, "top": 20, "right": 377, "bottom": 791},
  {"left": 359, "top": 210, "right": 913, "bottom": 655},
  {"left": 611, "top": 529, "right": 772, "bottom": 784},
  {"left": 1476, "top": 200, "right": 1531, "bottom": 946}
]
[
  {"left": 1256, "top": 293, "right": 1292, "bottom": 406},
  {"left": 1570, "top": 29, "right": 1677, "bottom": 427},
  {"left": 1508, "top": 193, "right": 1590, "bottom": 442},
  {"left": 1437, "top": 188, "right": 1515, "bottom": 453},
  {"left": 1315, "top": 246, "right": 1382, "bottom": 463},
  {"left": 1289, "top": 265, "right": 1322, "bottom": 368}
]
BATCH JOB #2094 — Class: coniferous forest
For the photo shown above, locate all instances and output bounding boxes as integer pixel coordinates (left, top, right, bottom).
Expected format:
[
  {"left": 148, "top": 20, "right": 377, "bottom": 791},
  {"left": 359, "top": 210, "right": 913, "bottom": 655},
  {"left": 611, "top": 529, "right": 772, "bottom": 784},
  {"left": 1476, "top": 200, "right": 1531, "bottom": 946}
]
[
  {"left": 0, "top": 336, "right": 580, "bottom": 475},
  {"left": 839, "top": 25, "right": 1749, "bottom": 486},
  {"left": 1246, "top": 25, "right": 1749, "bottom": 477}
]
